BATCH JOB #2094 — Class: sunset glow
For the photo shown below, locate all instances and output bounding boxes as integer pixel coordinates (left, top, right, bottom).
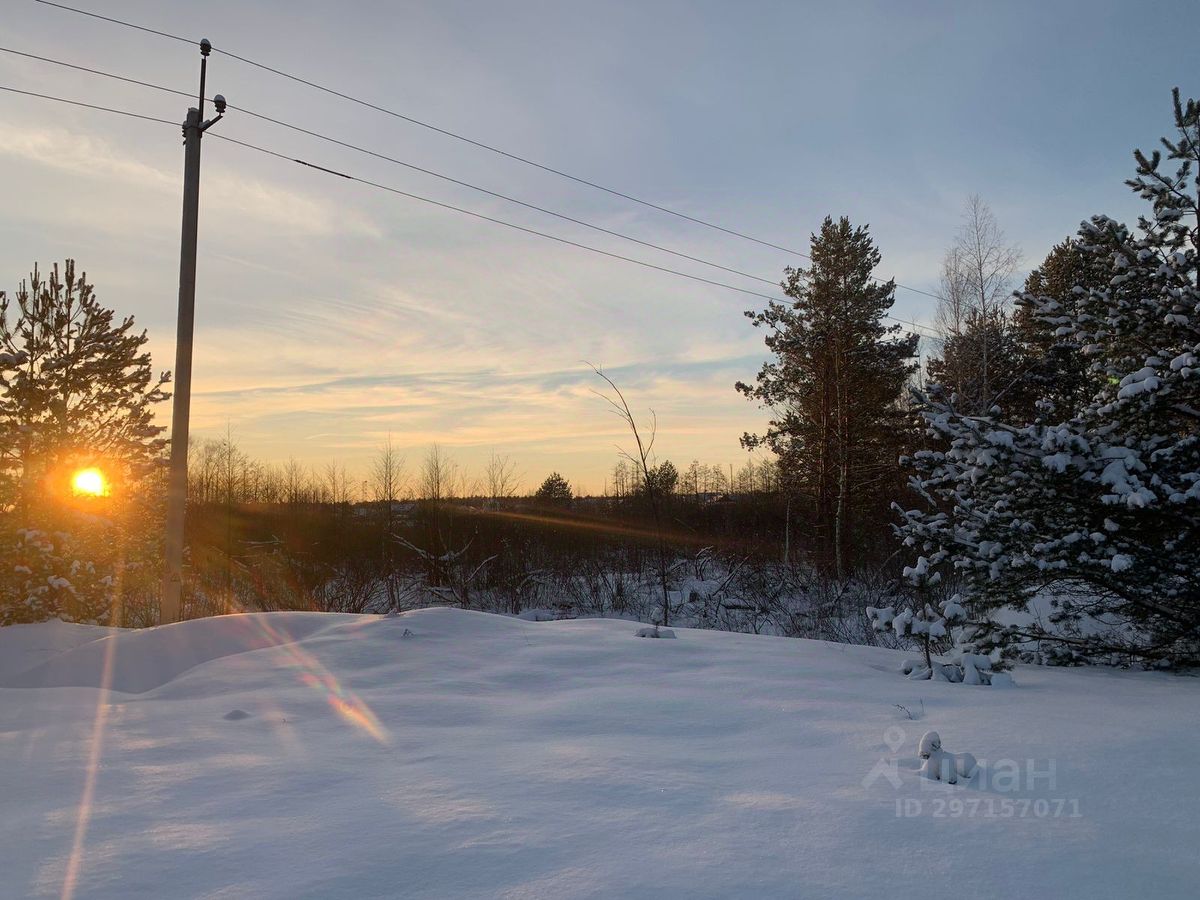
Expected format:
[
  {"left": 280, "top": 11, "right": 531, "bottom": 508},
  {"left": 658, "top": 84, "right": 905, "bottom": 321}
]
[{"left": 71, "top": 468, "right": 107, "bottom": 497}]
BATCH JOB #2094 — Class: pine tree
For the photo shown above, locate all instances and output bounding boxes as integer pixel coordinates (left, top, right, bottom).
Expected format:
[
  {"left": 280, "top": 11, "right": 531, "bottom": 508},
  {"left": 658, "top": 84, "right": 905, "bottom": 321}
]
[
  {"left": 926, "top": 312, "right": 1032, "bottom": 418},
  {"left": 0, "top": 261, "right": 169, "bottom": 624},
  {"left": 1012, "top": 238, "right": 1110, "bottom": 420},
  {"left": 637, "top": 460, "right": 679, "bottom": 501},
  {"left": 737, "top": 216, "right": 919, "bottom": 577},
  {"left": 897, "top": 90, "right": 1200, "bottom": 667},
  {"left": 0, "top": 261, "right": 169, "bottom": 509},
  {"left": 534, "top": 472, "right": 573, "bottom": 505}
]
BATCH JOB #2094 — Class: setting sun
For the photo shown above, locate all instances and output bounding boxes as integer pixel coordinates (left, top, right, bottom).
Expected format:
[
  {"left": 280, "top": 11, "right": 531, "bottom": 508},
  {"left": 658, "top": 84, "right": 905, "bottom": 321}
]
[{"left": 71, "top": 467, "right": 108, "bottom": 497}]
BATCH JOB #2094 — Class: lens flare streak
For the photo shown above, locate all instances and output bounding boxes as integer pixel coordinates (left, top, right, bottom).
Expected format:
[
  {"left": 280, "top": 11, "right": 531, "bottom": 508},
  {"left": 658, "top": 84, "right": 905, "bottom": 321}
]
[
  {"left": 232, "top": 612, "right": 390, "bottom": 746},
  {"left": 60, "top": 611, "right": 118, "bottom": 900}
]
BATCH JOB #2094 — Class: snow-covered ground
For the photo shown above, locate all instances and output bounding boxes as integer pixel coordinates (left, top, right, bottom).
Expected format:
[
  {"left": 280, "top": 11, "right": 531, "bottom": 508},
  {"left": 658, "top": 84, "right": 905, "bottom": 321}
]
[{"left": 1, "top": 609, "right": 1196, "bottom": 899}]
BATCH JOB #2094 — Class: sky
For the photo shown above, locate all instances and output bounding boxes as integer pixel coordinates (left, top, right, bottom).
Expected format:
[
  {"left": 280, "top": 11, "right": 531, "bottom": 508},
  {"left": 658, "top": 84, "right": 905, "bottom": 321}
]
[{"left": 1, "top": 0, "right": 1197, "bottom": 495}]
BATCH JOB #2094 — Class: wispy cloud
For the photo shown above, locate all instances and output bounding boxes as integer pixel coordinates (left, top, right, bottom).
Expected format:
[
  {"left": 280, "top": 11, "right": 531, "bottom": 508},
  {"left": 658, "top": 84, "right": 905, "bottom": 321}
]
[{"left": 1, "top": 125, "right": 380, "bottom": 238}]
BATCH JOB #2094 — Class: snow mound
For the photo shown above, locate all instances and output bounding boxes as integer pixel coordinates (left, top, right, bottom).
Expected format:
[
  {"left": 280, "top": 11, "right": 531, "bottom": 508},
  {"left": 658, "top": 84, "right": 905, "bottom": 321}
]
[
  {"left": 0, "top": 619, "right": 121, "bottom": 680},
  {"left": 1, "top": 608, "right": 1197, "bottom": 899},
  {"left": 636, "top": 625, "right": 676, "bottom": 638},
  {"left": 0, "top": 612, "right": 343, "bottom": 693},
  {"left": 518, "top": 608, "right": 559, "bottom": 621}
]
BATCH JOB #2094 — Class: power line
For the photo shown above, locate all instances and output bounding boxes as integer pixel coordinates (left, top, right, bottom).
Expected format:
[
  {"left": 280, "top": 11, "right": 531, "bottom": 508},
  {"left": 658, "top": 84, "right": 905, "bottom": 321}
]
[
  {"left": 209, "top": 132, "right": 944, "bottom": 337},
  {"left": 0, "top": 46, "right": 781, "bottom": 287},
  {"left": 33, "top": 0, "right": 807, "bottom": 257},
  {"left": 0, "top": 84, "right": 175, "bottom": 125},
  {"left": 208, "top": 133, "right": 793, "bottom": 304},
  {"left": 0, "top": 81, "right": 944, "bottom": 339},
  {"left": 225, "top": 112, "right": 783, "bottom": 287},
  {"left": 0, "top": 45, "right": 191, "bottom": 102},
  {"left": 0, "top": 82, "right": 788, "bottom": 305},
  {"left": 30, "top": 0, "right": 945, "bottom": 305},
  {"left": 2, "top": 47, "right": 946, "bottom": 326},
  {"left": 33, "top": 0, "right": 193, "bottom": 46}
]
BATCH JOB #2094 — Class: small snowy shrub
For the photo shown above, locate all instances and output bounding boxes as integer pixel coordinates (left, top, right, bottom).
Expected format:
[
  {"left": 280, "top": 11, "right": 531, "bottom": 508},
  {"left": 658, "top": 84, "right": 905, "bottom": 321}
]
[
  {"left": 0, "top": 499, "right": 161, "bottom": 627},
  {"left": 870, "top": 559, "right": 1010, "bottom": 684},
  {"left": 917, "top": 731, "right": 977, "bottom": 784}
]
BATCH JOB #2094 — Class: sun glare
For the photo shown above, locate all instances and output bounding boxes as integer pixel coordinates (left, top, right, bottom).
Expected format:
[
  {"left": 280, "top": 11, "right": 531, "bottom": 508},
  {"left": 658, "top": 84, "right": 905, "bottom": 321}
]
[{"left": 71, "top": 468, "right": 108, "bottom": 497}]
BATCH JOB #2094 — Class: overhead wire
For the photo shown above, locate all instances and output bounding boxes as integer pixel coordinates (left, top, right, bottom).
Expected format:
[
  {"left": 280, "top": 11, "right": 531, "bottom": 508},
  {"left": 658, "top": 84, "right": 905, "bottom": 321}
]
[
  {"left": 0, "top": 77, "right": 945, "bottom": 339},
  {"left": 30, "top": 0, "right": 946, "bottom": 305},
  {"left": 0, "top": 82, "right": 785, "bottom": 303},
  {"left": 207, "top": 132, "right": 802, "bottom": 304},
  {"left": 31, "top": 0, "right": 808, "bottom": 258},
  {"left": 0, "top": 84, "right": 176, "bottom": 126},
  {"left": 210, "top": 131, "right": 954, "bottom": 338},
  {"left": 0, "top": 46, "right": 784, "bottom": 287}
]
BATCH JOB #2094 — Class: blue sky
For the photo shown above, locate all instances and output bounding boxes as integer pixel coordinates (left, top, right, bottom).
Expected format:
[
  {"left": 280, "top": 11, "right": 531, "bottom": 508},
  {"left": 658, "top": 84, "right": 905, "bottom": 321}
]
[{"left": 1, "top": 0, "right": 1196, "bottom": 493}]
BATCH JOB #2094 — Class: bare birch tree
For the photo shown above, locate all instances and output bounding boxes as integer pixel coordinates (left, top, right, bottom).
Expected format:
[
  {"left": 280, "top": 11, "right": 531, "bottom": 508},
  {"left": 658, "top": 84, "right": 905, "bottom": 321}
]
[
  {"left": 371, "top": 436, "right": 407, "bottom": 610},
  {"left": 933, "top": 196, "right": 1021, "bottom": 411},
  {"left": 419, "top": 444, "right": 458, "bottom": 501}
]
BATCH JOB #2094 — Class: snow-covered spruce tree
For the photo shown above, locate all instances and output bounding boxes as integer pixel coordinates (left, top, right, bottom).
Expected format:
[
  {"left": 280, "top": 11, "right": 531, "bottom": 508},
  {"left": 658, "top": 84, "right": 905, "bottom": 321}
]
[
  {"left": 0, "top": 261, "right": 170, "bottom": 624},
  {"left": 5, "top": 526, "right": 73, "bottom": 625},
  {"left": 737, "top": 216, "right": 919, "bottom": 578},
  {"left": 897, "top": 90, "right": 1200, "bottom": 667},
  {"left": 1, "top": 524, "right": 124, "bottom": 626}
]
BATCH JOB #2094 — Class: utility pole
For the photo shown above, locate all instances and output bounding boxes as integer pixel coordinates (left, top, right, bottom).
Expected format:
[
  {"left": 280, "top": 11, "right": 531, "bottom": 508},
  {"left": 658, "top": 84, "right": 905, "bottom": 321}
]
[{"left": 161, "top": 39, "right": 226, "bottom": 625}]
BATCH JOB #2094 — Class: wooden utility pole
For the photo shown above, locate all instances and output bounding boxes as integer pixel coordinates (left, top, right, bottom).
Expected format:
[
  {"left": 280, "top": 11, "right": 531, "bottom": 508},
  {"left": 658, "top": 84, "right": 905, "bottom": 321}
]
[{"left": 162, "top": 39, "right": 226, "bottom": 624}]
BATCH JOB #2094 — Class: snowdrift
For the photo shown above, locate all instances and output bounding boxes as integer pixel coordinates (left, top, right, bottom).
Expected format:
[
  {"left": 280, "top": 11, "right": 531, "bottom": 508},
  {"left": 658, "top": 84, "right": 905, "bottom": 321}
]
[
  {"left": 1, "top": 608, "right": 1196, "bottom": 899},
  {"left": 0, "top": 612, "right": 344, "bottom": 693}
]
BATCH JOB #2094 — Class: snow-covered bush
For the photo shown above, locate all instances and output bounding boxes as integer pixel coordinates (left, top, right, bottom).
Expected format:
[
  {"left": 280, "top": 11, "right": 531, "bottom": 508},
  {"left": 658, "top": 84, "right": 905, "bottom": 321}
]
[
  {"left": 870, "top": 593, "right": 998, "bottom": 683},
  {"left": 869, "top": 556, "right": 1007, "bottom": 683},
  {"left": 917, "top": 730, "right": 977, "bottom": 784},
  {"left": 718, "top": 560, "right": 905, "bottom": 642},
  {"left": 897, "top": 90, "right": 1200, "bottom": 669},
  {"left": 1, "top": 527, "right": 72, "bottom": 625},
  {"left": 0, "top": 522, "right": 128, "bottom": 626},
  {"left": 868, "top": 597, "right": 953, "bottom": 664}
]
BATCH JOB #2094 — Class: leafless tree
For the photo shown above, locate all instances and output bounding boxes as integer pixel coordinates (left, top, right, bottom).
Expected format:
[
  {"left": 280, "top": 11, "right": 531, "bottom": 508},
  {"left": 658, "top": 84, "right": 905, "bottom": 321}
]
[
  {"left": 589, "top": 364, "right": 673, "bottom": 626},
  {"left": 484, "top": 450, "right": 521, "bottom": 502},
  {"left": 370, "top": 436, "right": 407, "bottom": 507},
  {"left": 935, "top": 196, "right": 1021, "bottom": 405},
  {"left": 610, "top": 459, "right": 634, "bottom": 499},
  {"left": 419, "top": 444, "right": 459, "bottom": 501},
  {"left": 370, "top": 436, "right": 408, "bottom": 611},
  {"left": 324, "top": 461, "right": 354, "bottom": 507},
  {"left": 283, "top": 458, "right": 308, "bottom": 506},
  {"left": 935, "top": 247, "right": 974, "bottom": 339}
]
